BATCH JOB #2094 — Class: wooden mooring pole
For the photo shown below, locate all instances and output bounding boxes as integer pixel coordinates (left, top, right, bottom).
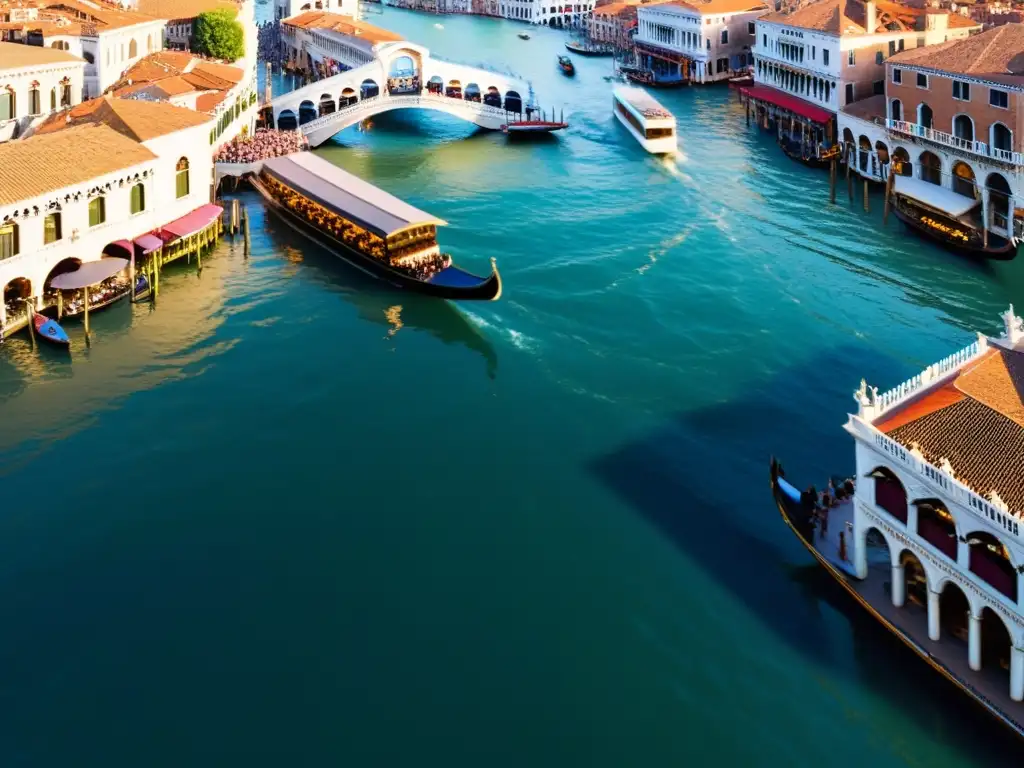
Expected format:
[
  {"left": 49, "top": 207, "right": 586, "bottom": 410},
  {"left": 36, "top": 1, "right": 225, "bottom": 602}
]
[
  {"left": 846, "top": 145, "right": 853, "bottom": 202},
  {"left": 242, "top": 207, "right": 251, "bottom": 257},
  {"left": 863, "top": 180, "right": 869, "bottom": 213},
  {"left": 83, "top": 288, "right": 90, "bottom": 343},
  {"left": 25, "top": 300, "right": 35, "bottom": 349},
  {"left": 129, "top": 255, "right": 136, "bottom": 303},
  {"left": 883, "top": 168, "right": 895, "bottom": 224},
  {"left": 829, "top": 155, "right": 837, "bottom": 205},
  {"left": 231, "top": 199, "right": 240, "bottom": 236}
]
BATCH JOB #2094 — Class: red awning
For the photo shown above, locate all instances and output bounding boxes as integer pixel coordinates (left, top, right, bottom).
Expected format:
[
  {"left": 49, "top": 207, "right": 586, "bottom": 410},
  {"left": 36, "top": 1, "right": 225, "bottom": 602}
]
[
  {"left": 741, "top": 85, "right": 833, "bottom": 125},
  {"left": 134, "top": 234, "right": 164, "bottom": 254},
  {"left": 160, "top": 204, "right": 224, "bottom": 240}
]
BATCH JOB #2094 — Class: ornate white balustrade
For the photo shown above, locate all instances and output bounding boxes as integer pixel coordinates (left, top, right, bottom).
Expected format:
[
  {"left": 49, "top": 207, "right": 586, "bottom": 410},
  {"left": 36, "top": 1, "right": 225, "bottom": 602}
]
[{"left": 887, "top": 119, "right": 1024, "bottom": 167}]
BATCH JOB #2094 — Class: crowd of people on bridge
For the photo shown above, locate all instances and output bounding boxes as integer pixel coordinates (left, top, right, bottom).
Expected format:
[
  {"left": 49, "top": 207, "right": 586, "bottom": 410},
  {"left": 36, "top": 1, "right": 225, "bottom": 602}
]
[{"left": 215, "top": 130, "right": 308, "bottom": 164}]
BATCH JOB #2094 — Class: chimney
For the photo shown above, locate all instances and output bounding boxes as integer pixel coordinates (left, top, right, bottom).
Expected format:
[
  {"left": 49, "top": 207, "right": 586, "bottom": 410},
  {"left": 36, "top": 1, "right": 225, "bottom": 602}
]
[{"left": 866, "top": 0, "right": 877, "bottom": 31}]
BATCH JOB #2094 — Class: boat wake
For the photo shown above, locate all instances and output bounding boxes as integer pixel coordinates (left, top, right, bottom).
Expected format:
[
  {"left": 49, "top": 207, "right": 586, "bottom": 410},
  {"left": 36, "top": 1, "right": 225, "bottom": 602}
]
[
  {"left": 461, "top": 309, "right": 538, "bottom": 352},
  {"left": 636, "top": 225, "right": 696, "bottom": 276}
]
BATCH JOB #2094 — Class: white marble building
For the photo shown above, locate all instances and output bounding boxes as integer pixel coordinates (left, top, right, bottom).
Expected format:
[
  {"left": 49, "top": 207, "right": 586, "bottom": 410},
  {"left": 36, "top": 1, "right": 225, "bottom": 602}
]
[{"left": 0, "top": 43, "right": 86, "bottom": 142}]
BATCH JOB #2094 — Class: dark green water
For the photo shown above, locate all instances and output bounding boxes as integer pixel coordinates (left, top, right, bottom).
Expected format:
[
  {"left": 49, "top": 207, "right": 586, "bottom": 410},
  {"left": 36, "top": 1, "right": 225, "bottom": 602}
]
[{"left": 1, "top": 8, "right": 1023, "bottom": 766}]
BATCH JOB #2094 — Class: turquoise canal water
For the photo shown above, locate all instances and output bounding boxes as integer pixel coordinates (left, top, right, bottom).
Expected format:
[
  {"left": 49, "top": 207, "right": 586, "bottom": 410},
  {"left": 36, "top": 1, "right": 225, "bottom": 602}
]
[{"left": 2, "top": 9, "right": 1024, "bottom": 766}]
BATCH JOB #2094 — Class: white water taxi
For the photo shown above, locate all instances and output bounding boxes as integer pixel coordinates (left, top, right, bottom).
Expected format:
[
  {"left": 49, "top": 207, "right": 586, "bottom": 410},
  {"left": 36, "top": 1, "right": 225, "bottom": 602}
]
[{"left": 612, "top": 87, "right": 676, "bottom": 155}]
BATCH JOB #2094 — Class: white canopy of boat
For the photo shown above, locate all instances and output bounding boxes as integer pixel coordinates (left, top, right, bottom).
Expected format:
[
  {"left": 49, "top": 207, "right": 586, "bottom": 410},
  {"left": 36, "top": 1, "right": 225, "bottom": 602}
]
[
  {"left": 894, "top": 175, "right": 980, "bottom": 218},
  {"left": 262, "top": 153, "right": 448, "bottom": 238}
]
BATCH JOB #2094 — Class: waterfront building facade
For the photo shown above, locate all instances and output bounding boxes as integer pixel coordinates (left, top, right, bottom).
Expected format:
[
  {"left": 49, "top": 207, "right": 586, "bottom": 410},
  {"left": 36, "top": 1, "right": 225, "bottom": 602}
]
[
  {"left": 0, "top": 1, "right": 167, "bottom": 99},
  {"left": 845, "top": 306, "right": 1024, "bottom": 704},
  {"left": 281, "top": 11, "right": 403, "bottom": 72},
  {"left": 136, "top": 0, "right": 240, "bottom": 50},
  {"left": 838, "top": 23, "right": 1024, "bottom": 252},
  {"left": 635, "top": 0, "right": 768, "bottom": 85},
  {"left": 746, "top": 0, "right": 980, "bottom": 163},
  {"left": 0, "top": 42, "right": 85, "bottom": 142},
  {"left": 588, "top": 2, "right": 637, "bottom": 48},
  {"left": 0, "top": 99, "right": 215, "bottom": 328}
]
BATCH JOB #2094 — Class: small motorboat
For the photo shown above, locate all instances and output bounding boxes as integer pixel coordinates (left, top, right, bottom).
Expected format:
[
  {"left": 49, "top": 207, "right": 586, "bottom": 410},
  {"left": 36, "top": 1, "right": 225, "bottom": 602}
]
[
  {"left": 503, "top": 118, "right": 569, "bottom": 135},
  {"left": 518, "top": 32, "right": 530, "bottom": 40},
  {"left": 558, "top": 55, "right": 575, "bottom": 76},
  {"left": 33, "top": 312, "right": 70, "bottom": 347},
  {"left": 134, "top": 274, "right": 152, "bottom": 302},
  {"left": 433, "top": 22, "right": 444, "bottom": 29}
]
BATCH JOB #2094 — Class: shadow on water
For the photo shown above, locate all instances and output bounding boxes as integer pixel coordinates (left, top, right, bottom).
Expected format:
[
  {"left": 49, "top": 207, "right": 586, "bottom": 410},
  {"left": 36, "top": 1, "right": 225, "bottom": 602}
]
[
  {"left": 589, "top": 345, "right": 1021, "bottom": 757},
  {"left": 246, "top": 190, "right": 499, "bottom": 379}
]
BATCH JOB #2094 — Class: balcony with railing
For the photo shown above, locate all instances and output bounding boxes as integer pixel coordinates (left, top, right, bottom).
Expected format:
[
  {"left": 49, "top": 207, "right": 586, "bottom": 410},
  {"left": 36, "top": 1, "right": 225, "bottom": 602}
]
[{"left": 887, "top": 119, "right": 1024, "bottom": 166}]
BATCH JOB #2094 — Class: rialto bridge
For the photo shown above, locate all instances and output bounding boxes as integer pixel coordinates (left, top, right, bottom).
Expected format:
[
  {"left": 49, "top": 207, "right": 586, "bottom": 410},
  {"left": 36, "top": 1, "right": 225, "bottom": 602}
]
[{"left": 269, "top": 42, "right": 532, "bottom": 147}]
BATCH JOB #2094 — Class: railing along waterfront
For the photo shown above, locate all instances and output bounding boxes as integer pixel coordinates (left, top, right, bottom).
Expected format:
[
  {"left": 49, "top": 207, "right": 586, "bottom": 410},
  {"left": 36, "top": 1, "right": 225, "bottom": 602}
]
[
  {"left": 300, "top": 93, "right": 513, "bottom": 134},
  {"left": 869, "top": 337, "right": 987, "bottom": 418},
  {"left": 886, "top": 119, "right": 1024, "bottom": 167},
  {"left": 845, "top": 416, "right": 1023, "bottom": 540}
]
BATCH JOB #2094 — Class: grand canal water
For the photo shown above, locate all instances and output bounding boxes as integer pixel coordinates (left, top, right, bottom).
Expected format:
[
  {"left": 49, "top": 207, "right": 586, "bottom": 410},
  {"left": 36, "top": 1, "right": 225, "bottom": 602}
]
[{"left": 1, "top": 8, "right": 1023, "bottom": 766}]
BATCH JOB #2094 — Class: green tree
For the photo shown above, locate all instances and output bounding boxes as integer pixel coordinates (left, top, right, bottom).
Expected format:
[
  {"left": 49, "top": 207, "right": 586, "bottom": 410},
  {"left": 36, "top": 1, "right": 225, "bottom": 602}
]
[{"left": 192, "top": 9, "right": 244, "bottom": 62}]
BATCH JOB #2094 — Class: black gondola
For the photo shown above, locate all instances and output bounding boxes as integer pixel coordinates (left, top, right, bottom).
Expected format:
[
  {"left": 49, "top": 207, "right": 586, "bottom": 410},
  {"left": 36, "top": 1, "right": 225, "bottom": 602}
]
[
  {"left": 777, "top": 136, "right": 836, "bottom": 170},
  {"left": 890, "top": 194, "right": 1017, "bottom": 260},
  {"left": 557, "top": 55, "right": 575, "bottom": 76},
  {"left": 564, "top": 40, "right": 613, "bottom": 57},
  {"left": 251, "top": 153, "right": 501, "bottom": 301},
  {"left": 768, "top": 457, "right": 1024, "bottom": 742}
]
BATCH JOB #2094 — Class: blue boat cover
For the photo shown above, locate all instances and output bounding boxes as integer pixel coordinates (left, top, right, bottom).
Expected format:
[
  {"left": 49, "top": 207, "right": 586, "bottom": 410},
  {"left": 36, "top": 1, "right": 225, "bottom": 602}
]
[
  {"left": 428, "top": 266, "right": 487, "bottom": 288},
  {"left": 38, "top": 318, "right": 69, "bottom": 344}
]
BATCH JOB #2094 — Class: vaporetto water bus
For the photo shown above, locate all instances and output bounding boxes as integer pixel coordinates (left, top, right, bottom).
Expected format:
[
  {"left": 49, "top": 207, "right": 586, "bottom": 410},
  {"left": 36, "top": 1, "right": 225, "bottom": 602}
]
[
  {"left": 612, "top": 87, "right": 676, "bottom": 155},
  {"left": 770, "top": 306, "right": 1024, "bottom": 740},
  {"left": 248, "top": 153, "right": 501, "bottom": 301}
]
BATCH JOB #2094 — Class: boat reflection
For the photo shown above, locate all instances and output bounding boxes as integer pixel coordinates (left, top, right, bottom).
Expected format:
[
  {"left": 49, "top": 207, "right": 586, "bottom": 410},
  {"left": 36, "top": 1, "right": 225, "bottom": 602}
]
[{"left": 256, "top": 194, "right": 499, "bottom": 379}]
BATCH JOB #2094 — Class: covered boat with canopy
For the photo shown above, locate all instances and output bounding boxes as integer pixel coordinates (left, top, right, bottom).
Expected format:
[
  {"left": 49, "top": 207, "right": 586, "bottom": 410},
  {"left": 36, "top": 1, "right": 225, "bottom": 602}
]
[{"left": 252, "top": 153, "right": 501, "bottom": 300}]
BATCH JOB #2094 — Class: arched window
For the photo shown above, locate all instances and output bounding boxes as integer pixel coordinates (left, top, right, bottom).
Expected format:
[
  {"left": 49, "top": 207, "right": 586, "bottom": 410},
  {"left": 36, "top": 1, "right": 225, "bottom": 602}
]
[
  {"left": 919, "top": 151, "right": 941, "bottom": 185},
  {"left": 130, "top": 183, "right": 145, "bottom": 214},
  {"left": 951, "top": 161, "right": 976, "bottom": 199},
  {"left": 60, "top": 80, "right": 71, "bottom": 108},
  {"left": 28, "top": 86, "right": 40, "bottom": 116},
  {"left": 987, "top": 172, "right": 1012, "bottom": 230},
  {"left": 147, "top": 34, "right": 153, "bottom": 53},
  {"left": 88, "top": 196, "right": 106, "bottom": 227},
  {"left": 44, "top": 212, "right": 61, "bottom": 244},
  {"left": 892, "top": 147, "right": 912, "bottom": 177},
  {"left": 175, "top": 157, "right": 190, "bottom": 199},
  {"left": 129, "top": 39, "right": 138, "bottom": 59},
  {"left": 917, "top": 103, "right": 933, "bottom": 129},
  {"left": 0, "top": 88, "right": 15, "bottom": 121},
  {"left": 50, "top": 88, "right": 56, "bottom": 111},
  {"left": 868, "top": 466, "right": 907, "bottom": 523},
  {"left": 890, "top": 98, "right": 901, "bottom": 122},
  {"left": 952, "top": 114, "right": 974, "bottom": 143},
  {"left": 991, "top": 122, "right": 1012, "bottom": 153},
  {"left": 914, "top": 499, "right": 957, "bottom": 559},
  {"left": 83, "top": 51, "right": 94, "bottom": 65},
  {"left": 966, "top": 531, "right": 1017, "bottom": 601},
  {"left": 0, "top": 220, "right": 18, "bottom": 259}
]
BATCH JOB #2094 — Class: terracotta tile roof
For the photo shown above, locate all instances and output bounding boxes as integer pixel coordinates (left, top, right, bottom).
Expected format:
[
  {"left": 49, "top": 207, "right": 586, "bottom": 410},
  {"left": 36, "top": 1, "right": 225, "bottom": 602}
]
[
  {"left": 0, "top": 40, "right": 83, "bottom": 68},
  {"left": 0, "top": 123, "right": 156, "bottom": 205},
  {"left": 880, "top": 347, "right": 1024, "bottom": 514},
  {"left": 41, "top": 0, "right": 160, "bottom": 30},
  {"left": 593, "top": 2, "right": 633, "bottom": 16},
  {"left": 761, "top": 0, "right": 925, "bottom": 34},
  {"left": 664, "top": 0, "right": 767, "bottom": 13},
  {"left": 888, "top": 397, "right": 1024, "bottom": 514},
  {"left": 840, "top": 92, "right": 887, "bottom": 120},
  {"left": 887, "top": 23, "right": 1024, "bottom": 85},
  {"left": 195, "top": 89, "right": 226, "bottom": 111},
  {"left": 135, "top": 0, "right": 237, "bottom": 21},
  {"left": 956, "top": 347, "right": 1024, "bottom": 429},
  {"left": 282, "top": 11, "right": 403, "bottom": 44},
  {"left": 0, "top": 0, "right": 160, "bottom": 33},
  {"left": 33, "top": 95, "right": 212, "bottom": 140}
]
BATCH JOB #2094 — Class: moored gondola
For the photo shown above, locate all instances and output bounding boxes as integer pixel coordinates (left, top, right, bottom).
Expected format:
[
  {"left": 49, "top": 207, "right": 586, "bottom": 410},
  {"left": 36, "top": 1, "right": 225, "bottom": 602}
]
[
  {"left": 33, "top": 312, "right": 70, "bottom": 347},
  {"left": 251, "top": 153, "right": 501, "bottom": 301},
  {"left": 564, "top": 40, "right": 613, "bottom": 57}
]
